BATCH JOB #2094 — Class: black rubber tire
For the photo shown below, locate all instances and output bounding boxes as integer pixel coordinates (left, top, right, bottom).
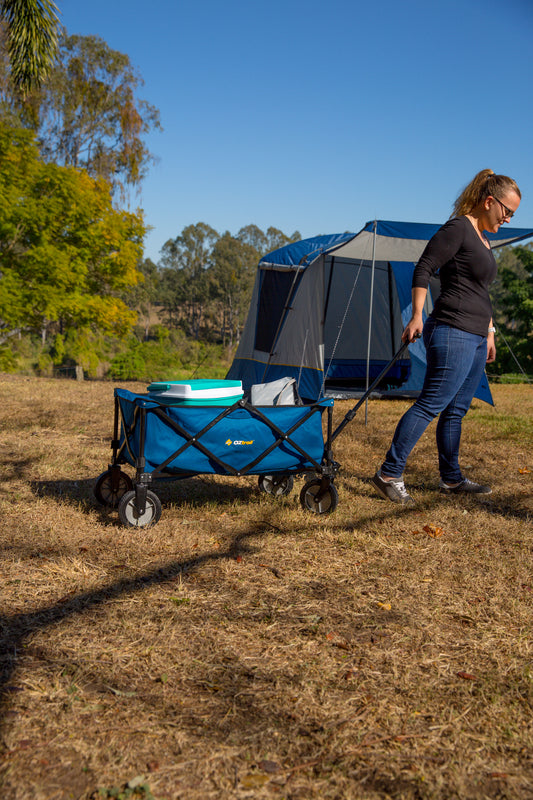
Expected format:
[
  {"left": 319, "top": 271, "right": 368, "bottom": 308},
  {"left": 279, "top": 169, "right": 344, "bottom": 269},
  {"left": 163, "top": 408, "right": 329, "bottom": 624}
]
[
  {"left": 300, "top": 479, "right": 338, "bottom": 514},
  {"left": 258, "top": 474, "right": 294, "bottom": 497},
  {"left": 94, "top": 469, "right": 133, "bottom": 507},
  {"left": 118, "top": 489, "right": 162, "bottom": 528}
]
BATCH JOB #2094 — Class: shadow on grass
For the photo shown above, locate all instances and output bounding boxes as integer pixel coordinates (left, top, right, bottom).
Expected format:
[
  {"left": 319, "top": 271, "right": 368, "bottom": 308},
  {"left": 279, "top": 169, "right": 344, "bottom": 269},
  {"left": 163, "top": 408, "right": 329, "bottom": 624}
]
[
  {"left": 0, "top": 495, "right": 430, "bottom": 800},
  {"left": 3, "top": 475, "right": 530, "bottom": 798},
  {"left": 350, "top": 473, "right": 533, "bottom": 523},
  {"left": 0, "top": 526, "right": 265, "bottom": 712},
  {"left": 0, "top": 475, "right": 428, "bottom": 716},
  {"left": 0, "top": 454, "right": 40, "bottom": 492},
  {"left": 31, "top": 473, "right": 260, "bottom": 514}
]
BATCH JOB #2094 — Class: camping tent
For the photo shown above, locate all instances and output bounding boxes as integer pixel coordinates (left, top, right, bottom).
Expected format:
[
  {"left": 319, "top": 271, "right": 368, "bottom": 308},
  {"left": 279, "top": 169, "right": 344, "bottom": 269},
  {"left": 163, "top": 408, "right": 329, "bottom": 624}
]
[{"left": 227, "top": 220, "right": 533, "bottom": 403}]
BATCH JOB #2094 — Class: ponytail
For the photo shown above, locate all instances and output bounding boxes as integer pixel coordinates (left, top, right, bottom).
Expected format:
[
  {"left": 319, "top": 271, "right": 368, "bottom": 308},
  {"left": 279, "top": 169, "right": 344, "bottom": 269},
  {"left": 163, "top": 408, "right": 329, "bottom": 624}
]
[{"left": 451, "top": 169, "right": 521, "bottom": 218}]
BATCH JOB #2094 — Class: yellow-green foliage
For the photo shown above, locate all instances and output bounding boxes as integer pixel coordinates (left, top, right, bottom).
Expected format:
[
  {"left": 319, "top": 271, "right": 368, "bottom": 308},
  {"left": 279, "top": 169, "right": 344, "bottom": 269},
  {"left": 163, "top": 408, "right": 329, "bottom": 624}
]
[{"left": 0, "top": 124, "right": 145, "bottom": 339}]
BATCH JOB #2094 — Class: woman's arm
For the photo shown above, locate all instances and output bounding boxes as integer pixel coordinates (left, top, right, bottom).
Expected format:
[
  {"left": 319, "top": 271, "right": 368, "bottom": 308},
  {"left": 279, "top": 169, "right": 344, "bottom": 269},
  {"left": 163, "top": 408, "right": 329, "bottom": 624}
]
[
  {"left": 402, "top": 286, "right": 427, "bottom": 343},
  {"left": 487, "top": 320, "right": 496, "bottom": 363}
]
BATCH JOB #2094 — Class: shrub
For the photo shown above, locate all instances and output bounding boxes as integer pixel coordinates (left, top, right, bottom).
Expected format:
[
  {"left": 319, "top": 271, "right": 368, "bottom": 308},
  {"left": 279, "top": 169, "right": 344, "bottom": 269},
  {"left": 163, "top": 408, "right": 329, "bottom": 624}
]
[
  {"left": 109, "top": 348, "right": 147, "bottom": 381},
  {"left": 0, "top": 345, "right": 18, "bottom": 372}
]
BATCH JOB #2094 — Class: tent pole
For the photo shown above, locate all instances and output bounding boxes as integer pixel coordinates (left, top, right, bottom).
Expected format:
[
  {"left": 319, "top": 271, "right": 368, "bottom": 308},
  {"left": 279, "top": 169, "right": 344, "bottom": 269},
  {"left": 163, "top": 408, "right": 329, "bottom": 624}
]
[{"left": 365, "top": 220, "right": 377, "bottom": 425}]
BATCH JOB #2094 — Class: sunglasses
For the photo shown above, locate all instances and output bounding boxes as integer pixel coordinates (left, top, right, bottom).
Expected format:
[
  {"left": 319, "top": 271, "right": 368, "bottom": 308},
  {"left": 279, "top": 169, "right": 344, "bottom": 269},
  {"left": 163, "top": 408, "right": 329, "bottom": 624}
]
[{"left": 492, "top": 196, "right": 514, "bottom": 220}]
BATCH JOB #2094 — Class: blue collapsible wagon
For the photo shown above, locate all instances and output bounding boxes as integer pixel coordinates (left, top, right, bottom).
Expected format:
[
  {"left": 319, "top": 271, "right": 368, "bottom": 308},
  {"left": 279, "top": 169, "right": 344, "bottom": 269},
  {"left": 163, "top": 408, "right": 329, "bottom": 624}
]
[
  {"left": 94, "top": 346, "right": 409, "bottom": 528},
  {"left": 94, "top": 381, "right": 337, "bottom": 527}
]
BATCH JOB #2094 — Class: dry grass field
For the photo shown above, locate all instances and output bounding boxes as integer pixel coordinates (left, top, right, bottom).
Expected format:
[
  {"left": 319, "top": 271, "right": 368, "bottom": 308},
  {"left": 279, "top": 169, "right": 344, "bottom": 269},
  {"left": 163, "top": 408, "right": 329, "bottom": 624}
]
[{"left": 0, "top": 374, "right": 532, "bottom": 800}]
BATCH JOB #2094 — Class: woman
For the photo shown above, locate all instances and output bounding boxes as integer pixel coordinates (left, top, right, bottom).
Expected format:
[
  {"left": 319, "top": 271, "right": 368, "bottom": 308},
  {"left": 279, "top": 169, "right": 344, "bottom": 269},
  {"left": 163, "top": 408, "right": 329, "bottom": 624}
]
[{"left": 371, "top": 169, "right": 521, "bottom": 505}]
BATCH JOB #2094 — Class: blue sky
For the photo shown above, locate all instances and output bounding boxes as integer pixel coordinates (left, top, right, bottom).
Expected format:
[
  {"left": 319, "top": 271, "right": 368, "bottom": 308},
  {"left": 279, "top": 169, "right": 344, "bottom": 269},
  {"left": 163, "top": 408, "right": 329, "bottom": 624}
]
[{"left": 60, "top": 0, "right": 533, "bottom": 263}]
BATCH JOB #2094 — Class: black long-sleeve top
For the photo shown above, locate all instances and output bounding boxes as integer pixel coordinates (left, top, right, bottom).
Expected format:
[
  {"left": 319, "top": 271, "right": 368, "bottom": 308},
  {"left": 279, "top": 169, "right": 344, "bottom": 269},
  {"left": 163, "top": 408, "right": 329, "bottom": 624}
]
[{"left": 412, "top": 216, "right": 497, "bottom": 336}]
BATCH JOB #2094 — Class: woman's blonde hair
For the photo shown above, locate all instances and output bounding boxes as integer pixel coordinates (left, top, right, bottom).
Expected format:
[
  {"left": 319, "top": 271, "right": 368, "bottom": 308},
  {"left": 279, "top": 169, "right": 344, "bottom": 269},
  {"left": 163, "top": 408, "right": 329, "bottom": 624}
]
[{"left": 451, "top": 169, "right": 521, "bottom": 218}]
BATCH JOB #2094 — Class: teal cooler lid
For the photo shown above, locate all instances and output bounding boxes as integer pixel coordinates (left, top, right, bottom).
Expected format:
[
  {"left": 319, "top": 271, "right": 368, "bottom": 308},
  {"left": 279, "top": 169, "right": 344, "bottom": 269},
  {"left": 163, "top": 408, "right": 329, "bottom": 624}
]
[{"left": 147, "top": 379, "right": 242, "bottom": 392}]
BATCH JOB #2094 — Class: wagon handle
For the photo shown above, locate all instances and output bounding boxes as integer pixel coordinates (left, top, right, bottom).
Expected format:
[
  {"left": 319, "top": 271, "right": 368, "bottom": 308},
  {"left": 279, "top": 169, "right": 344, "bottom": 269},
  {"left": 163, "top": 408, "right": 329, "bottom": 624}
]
[{"left": 331, "top": 340, "right": 411, "bottom": 444}]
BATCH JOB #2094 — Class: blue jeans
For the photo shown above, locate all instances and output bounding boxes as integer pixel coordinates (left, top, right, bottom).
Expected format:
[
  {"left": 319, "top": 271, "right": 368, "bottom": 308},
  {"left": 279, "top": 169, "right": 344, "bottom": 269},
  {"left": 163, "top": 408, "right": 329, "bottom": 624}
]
[{"left": 381, "top": 318, "right": 488, "bottom": 483}]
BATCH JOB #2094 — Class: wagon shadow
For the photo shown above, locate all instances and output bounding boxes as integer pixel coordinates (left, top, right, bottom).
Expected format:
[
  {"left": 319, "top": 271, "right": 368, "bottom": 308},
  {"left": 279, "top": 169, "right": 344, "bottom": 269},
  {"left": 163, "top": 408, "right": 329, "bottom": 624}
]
[
  {"left": 31, "top": 476, "right": 96, "bottom": 504},
  {"left": 0, "top": 454, "right": 40, "bottom": 493},
  {"left": 31, "top": 474, "right": 261, "bottom": 519}
]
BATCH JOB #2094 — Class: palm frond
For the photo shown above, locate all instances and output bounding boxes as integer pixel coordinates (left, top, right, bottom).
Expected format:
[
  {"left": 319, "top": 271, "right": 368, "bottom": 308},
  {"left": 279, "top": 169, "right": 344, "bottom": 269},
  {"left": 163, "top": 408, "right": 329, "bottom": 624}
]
[{"left": 0, "top": 0, "right": 60, "bottom": 94}]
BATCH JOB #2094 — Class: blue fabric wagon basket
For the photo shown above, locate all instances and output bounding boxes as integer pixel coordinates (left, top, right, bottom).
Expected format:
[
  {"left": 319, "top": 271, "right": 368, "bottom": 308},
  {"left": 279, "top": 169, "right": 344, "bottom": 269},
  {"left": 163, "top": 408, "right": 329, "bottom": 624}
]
[
  {"left": 94, "top": 388, "right": 338, "bottom": 527},
  {"left": 116, "top": 389, "right": 332, "bottom": 476}
]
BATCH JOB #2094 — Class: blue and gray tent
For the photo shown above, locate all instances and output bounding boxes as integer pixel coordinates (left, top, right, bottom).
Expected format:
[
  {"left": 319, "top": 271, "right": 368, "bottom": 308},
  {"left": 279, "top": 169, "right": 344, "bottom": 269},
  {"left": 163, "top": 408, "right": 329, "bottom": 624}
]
[{"left": 227, "top": 220, "right": 533, "bottom": 403}]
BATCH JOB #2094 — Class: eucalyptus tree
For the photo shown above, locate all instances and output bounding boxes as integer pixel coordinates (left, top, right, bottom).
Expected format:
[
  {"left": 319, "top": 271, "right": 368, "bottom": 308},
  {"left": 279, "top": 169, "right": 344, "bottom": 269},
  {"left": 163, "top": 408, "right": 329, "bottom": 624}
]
[
  {"left": 159, "top": 223, "right": 219, "bottom": 340},
  {"left": 34, "top": 32, "right": 161, "bottom": 200},
  {"left": 209, "top": 232, "right": 258, "bottom": 347},
  {"left": 1, "top": 26, "right": 161, "bottom": 200}
]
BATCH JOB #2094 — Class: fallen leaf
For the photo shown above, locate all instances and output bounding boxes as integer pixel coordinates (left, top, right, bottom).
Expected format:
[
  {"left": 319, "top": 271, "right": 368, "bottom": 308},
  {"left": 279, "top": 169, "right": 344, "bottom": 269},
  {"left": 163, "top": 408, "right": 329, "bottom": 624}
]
[
  {"left": 456, "top": 671, "right": 476, "bottom": 680},
  {"left": 257, "top": 760, "right": 281, "bottom": 774},
  {"left": 518, "top": 467, "right": 530, "bottom": 474},
  {"left": 235, "top": 555, "right": 243, "bottom": 563},
  {"left": 423, "top": 524, "right": 444, "bottom": 538},
  {"left": 377, "top": 602, "right": 392, "bottom": 610},
  {"left": 240, "top": 773, "right": 269, "bottom": 788},
  {"left": 326, "top": 632, "right": 349, "bottom": 649}
]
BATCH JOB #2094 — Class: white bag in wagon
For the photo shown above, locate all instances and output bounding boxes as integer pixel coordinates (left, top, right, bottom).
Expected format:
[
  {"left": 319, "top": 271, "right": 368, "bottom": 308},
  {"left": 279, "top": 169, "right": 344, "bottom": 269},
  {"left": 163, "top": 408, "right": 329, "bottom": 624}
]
[{"left": 250, "top": 377, "right": 300, "bottom": 406}]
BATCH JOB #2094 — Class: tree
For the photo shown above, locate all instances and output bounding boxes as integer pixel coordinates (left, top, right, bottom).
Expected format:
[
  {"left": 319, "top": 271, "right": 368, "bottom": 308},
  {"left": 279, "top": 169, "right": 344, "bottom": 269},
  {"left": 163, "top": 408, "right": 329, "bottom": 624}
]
[
  {"left": 37, "top": 32, "right": 161, "bottom": 199},
  {"left": 236, "top": 224, "right": 268, "bottom": 255},
  {"left": 0, "top": 123, "right": 145, "bottom": 344},
  {"left": 122, "top": 257, "right": 159, "bottom": 339},
  {"left": 159, "top": 223, "right": 219, "bottom": 339},
  {"left": 0, "top": 0, "right": 59, "bottom": 95},
  {"left": 492, "top": 244, "right": 533, "bottom": 375},
  {"left": 209, "top": 233, "right": 257, "bottom": 347},
  {"left": 237, "top": 224, "right": 301, "bottom": 256},
  {"left": 1, "top": 29, "right": 161, "bottom": 199},
  {"left": 264, "top": 226, "right": 301, "bottom": 253}
]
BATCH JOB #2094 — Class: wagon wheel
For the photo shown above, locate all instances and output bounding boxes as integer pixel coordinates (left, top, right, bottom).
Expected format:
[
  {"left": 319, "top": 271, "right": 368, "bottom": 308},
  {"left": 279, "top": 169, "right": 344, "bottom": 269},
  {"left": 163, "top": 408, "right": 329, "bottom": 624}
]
[
  {"left": 300, "top": 478, "right": 338, "bottom": 514},
  {"left": 94, "top": 469, "right": 133, "bottom": 508},
  {"left": 258, "top": 474, "right": 294, "bottom": 497},
  {"left": 118, "top": 489, "right": 162, "bottom": 528}
]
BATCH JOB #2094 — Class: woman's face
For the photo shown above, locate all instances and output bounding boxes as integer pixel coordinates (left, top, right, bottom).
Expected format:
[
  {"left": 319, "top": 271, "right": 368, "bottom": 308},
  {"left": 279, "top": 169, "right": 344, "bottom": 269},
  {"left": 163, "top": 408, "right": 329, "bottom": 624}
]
[{"left": 484, "top": 190, "right": 521, "bottom": 233}]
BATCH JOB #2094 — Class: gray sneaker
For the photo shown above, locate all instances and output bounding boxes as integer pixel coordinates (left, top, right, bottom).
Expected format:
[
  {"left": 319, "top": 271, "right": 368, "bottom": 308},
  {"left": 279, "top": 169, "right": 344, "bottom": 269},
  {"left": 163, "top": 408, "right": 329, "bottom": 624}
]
[
  {"left": 440, "top": 478, "right": 492, "bottom": 495},
  {"left": 371, "top": 471, "right": 415, "bottom": 505}
]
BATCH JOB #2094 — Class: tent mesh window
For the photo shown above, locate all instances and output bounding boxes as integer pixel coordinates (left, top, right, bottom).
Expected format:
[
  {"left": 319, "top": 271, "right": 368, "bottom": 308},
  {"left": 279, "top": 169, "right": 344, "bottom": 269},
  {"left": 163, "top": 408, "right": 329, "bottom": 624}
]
[
  {"left": 255, "top": 269, "right": 301, "bottom": 353},
  {"left": 323, "top": 258, "right": 408, "bottom": 389}
]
